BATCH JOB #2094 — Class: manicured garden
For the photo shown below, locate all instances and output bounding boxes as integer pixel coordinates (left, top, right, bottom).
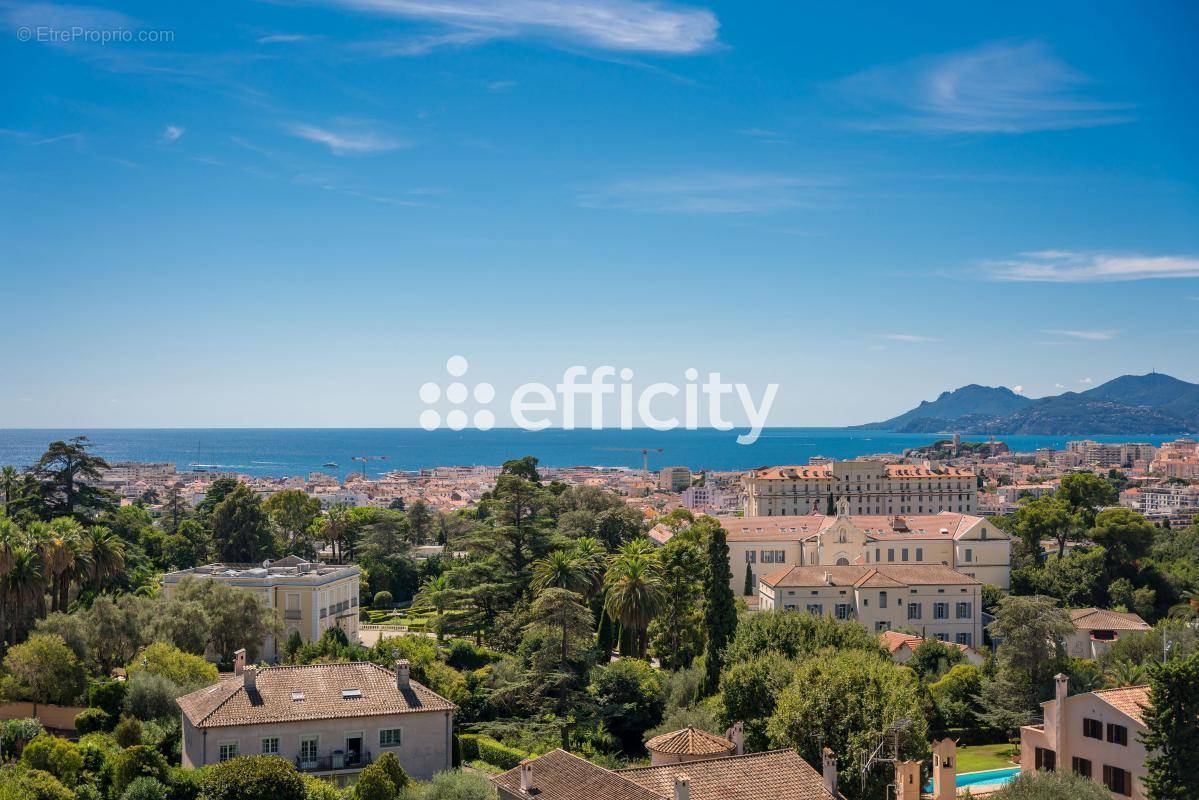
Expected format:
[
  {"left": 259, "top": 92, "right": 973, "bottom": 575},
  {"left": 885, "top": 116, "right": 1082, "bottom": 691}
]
[{"left": 956, "top": 743, "right": 1018, "bottom": 773}]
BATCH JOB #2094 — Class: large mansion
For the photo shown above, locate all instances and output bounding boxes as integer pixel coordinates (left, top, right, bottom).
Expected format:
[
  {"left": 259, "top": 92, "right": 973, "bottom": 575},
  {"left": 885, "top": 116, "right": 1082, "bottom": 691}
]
[
  {"left": 719, "top": 509, "right": 1010, "bottom": 593},
  {"left": 743, "top": 461, "right": 977, "bottom": 517}
]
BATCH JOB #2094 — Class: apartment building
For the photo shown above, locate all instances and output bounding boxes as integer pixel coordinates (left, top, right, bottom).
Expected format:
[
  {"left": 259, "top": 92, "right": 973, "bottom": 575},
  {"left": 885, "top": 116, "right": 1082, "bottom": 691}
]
[
  {"left": 178, "top": 659, "right": 454, "bottom": 784},
  {"left": 757, "top": 564, "right": 984, "bottom": 649},
  {"left": 1151, "top": 438, "right": 1199, "bottom": 479},
  {"left": 162, "top": 555, "right": 360, "bottom": 661},
  {"left": 1066, "top": 441, "right": 1157, "bottom": 468},
  {"left": 744, "top": 461, "right": 976, "bottom": 517},
  {"left": 722, "top": 510, "right": 1010, "bottom": 595},
  {"left": 1020, "top": 676, "right": 1149, "bottom": 798},
  {"left": 658, "top": 467, "right": 693, "bottom": 492}
]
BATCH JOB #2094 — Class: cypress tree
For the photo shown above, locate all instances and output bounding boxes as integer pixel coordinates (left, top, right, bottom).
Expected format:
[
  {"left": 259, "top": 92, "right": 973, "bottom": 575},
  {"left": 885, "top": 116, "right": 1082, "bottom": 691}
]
[
  {"left": 743, "top": 561, "right": 753, "bottom": 597},
  {"left": 1143, "top": 652, "right": 1199, "bottom": 799},
  {"left": 825, "top": 492, "right": 835, "bottom": 515},
  {"left": 702, "top": 523, "right": 737, "bottom": 695}
]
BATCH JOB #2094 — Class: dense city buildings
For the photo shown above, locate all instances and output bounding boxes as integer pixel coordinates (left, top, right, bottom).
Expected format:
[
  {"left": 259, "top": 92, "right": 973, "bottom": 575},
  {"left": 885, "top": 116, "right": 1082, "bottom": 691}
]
[{"left": 743, "top": 461, "right": 977, "bottom": 517}]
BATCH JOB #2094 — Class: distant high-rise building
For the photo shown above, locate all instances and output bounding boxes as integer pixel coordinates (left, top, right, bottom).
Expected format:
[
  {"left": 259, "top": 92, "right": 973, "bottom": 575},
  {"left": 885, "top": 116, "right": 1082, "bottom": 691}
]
[{"left": 658, "top": 466, "right": 692, "bottom": 492}]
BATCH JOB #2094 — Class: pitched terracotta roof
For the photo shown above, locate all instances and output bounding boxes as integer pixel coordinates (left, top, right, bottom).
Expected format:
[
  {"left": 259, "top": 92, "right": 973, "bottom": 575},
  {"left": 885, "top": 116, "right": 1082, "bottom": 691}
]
[
  {"left": 878, "top": 630, "right": 976, "bottom": 657},
  {"left": 620, "top": 750, "right": 837, "bottom": 800},
  {"left": 177, "top": 662, "right": 454, "bottom": 729},
  {"left": 1093, "top": 685, "right": 1151, "bottom": 726},
  {"left": 1068, "top": 608, "right": 1151, "bottom": 632},
  {"left": 721, "top": 513, "right": 997, "bottom": 543},
  {"left": 644, "top": 727, "right": 734, "bottom": 757},
  {"left": 750, "top": 465, "right": 973, "bottom": 480},
  {"left": 759, "top": 564, "right": 979, "bottom": 589},
  {"left": 492, "top": 749, "right": 665, "bottom": 800}
]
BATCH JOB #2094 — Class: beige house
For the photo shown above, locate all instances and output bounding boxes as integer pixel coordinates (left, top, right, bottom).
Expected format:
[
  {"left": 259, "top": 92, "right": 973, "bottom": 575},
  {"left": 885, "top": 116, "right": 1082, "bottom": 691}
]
[
  {"left": 743, "top": 461, "right": 976, "bottom": 517},
  {"left": 1066, "top": 609, "right": 1151, "bottom": 659},
  {"left": 758, "top": 565, "right": 983, "bottom": 649},
  {"left": 162, "top": 555, "right": 360, "bottom": 661},
  {"left": 177, "top": 659, "right": 454, "bottom": 784},
  {"left": 878, "top": 630, "right": 984, "bottom": 666},
  {"left": 1020, "top": 676, "right": 1149, "bottom": 798},
  {"left": 722, "top": 510, "right": 1010, "bottom": 597}
]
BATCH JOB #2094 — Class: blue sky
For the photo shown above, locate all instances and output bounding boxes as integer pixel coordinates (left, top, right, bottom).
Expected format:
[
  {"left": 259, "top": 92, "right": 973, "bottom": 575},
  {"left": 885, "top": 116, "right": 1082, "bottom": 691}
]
[{"left": 1, "top": 0, "right": 1197, "bottom": 428}]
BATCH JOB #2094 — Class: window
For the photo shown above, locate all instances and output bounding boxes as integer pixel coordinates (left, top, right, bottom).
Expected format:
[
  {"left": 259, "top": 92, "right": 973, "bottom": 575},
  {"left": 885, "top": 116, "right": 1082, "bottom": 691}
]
[
  {"left": 300, "top": 736, "right": 319, "bottom": 764},
  {"left": 879, "top": 591, "right": 888, "bottom": 609},
  {"left": 745, "top": 551, "right": 756, "bottom": 563},
  {"left": 218, "top": 742, "right": 238, "bottom": 762},
  {"left": 1082, "top": 718, "right": 1103, "bottom": 739},
  {"left": 835, "top": 603, "right": 851, "bottom": 620},
  {"left": 907, "top": 603, "right": 922, "bottom": 620},
  {"left": 902, "top": 548, "right": 909, "bottom": 562},
  {"left": 934, "top": 633, "right": 948, "bottom": 641},
  {"left": 379, "top": 729, "right": 402, "bottom": 748},
  {"left": 964, "top": 548, "right": 973, "bottom": 563},
  {"left": 342, "top": 689, "right": 362, "bottom": 700},
  {"left": 761, "top": 550, "right": 773, "bottom": 564},
  {"left": 1072, "top": 757, "right": 1092, "bottom": 778},
  {"left": 875, "top": 621, "right": 889, "bottom": 632},
  {"left": 1034, "top": 747, "right": 1056, "bottom": 772},
  {"left": 956, "top": 602, "right": 972, "bottom": 619},
  {"left": 934, "top": 602, "right": 949, "bottom": 619},
  {"left": 774, "top": 549, "right": 786, "bottom": 562},
  {"left": 261, "top": 737, "right": 279, "bottom": 755},
  {"left": 291, "top": 691, "right": 305, "bottom": 702},
  {"left": 915, "top": 547, "right": 923, "bottom": 562},
  {"left": 1107, "top": 723, "right": 1128, "bottom": 746},
  {"left": 1103, "top": 765, "right": 1132, "bottom": 796},
  {"left": 956, "top": 632, "right": 972, "bottom": 647},
  {"left": 887, "top": 549, "right": 895, "bottom": 562},
  {"left": 806, "top": 604, "right": 823, "bottom": 615},
  {"left": 875, "top": 548, "right": 881, "bottom": 562}
]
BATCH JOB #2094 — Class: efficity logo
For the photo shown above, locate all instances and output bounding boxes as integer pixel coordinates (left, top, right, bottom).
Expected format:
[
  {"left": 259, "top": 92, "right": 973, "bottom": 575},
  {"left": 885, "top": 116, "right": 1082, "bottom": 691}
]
[{"left": 418, "top": 356, "right": 779, "bottom": 445}]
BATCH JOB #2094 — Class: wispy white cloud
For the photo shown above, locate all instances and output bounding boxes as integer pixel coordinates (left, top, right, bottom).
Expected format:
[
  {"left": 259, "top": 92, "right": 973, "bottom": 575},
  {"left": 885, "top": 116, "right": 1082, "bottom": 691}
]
[
  {"left": 1012, "top": 385, "right": 1024, "bottom": 394},
  {"left": 1043, "top": 329, "right": 1115, "bottom": 341},
  {"left": 257, "top": 33, "right": 320, "bottom": 44},
  {"left": 288, "top": 122, "right": 407, "bottom": 156},
  {"left": 487, "top": 80, "right": 517, "bottom": 92},
  {"left": 32, "top": 131, "right": 83, "bottom": 146},
  {"left": 1078, "top": 377, "right": 1094, "bottom": 385},
  {"left": 880, "top": 333, "right": 940, "bottom": 343},
  {"left": 579, "top": 172, "right": 827, "bottom": 214},
  {"left": 836, "top": 40, "right": 1132, "bottom": 133},
  {"left": 1054, "top": 382, "right": 1066, "bottom": 389},
  {"left": 308, "top": 0, "right": 719, "bottom": 55},
  {"left": 984, "top": 250, "right": 1199, "bottom": 282},
  {"left": 738, "top": 127, "right": 793, "bottom": 145},
  {"left": 162, "top": 124, "right": 185, "bottom": 142}
]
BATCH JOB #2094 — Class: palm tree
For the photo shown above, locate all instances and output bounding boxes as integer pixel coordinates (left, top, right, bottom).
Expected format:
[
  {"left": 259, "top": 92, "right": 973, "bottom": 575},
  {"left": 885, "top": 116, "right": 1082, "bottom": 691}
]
[
  {"left": 602, "top": 546, "right": 664, "bottom": 659},
  {"left": 82, "top": 525, "right": 125, "bottom": 591},
  {"left": 413, "top": 574, "right": 456, "bottom": 639},
  {"left": 43, "top": 517, "right": 84, "bottom": 612},
  {"left": 0, "top": 518, "right": 18, "bottom": 645},
  {"left": 570, "top": 537, "right": 607, "bottom": 600},
  {"left": 1105, "top": 659, "right": 1148, "bottom": 688},
  {"left": 0, "top": 467, "right": 18, "bottom": 515},
  {"left": 321, "top": 504, "right": 352, "bottom": 563},
  {"left": 531, "top": 551, "right": 587, "bottom": 594},
  {"left": 1, "top": 547, "right": 46, "bottom": 644}
]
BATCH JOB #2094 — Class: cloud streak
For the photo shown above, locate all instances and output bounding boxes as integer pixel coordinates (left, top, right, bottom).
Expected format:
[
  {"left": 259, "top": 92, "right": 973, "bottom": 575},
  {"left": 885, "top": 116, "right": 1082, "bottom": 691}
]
[
  {"left": 579, "top": 172, "right": 827, "bottom": 214},
  {"left": 880, "top": 333, "right": 940, "bottom": 343},
  {"left": 162, "top": 124, "right": 185, "bottom": 142},
  {"left": 308, "top": 0, "right": 719, "bottom": 55},
  {"left": 836, "top": 40, "right": 1132, "bottom": 133},
  {"left": 288, "top": 122, "right": 406, "bottom": 155},
  {"left": 1043, "top": 329, "right": 1114, "bottom": 341},
  {"left": 985, "top": 250, "right": 1199, "bottom": 282}
]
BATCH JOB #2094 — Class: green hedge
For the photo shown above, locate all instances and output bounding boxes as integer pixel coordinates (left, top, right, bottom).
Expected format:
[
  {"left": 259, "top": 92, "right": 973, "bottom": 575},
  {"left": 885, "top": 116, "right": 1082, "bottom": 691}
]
[
  {"left": 457, "top": 734, "right": 480, "bottom": 762},
  {"left": 475, "top": 736, "right": 528, "bottom": 771}
]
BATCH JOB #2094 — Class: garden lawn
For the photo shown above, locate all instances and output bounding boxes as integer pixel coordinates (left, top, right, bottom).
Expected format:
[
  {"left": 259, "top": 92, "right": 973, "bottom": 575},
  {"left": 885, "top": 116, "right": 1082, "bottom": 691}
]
[{"left": 956, "top": 744, "right": 1018, "bottom": 773}]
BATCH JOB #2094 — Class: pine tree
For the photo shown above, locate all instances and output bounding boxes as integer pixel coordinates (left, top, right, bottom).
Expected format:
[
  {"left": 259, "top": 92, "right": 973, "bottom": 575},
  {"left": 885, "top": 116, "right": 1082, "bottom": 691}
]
[
  {"left": 702, "top": 521, "right": 737, "bottom": 695},
  {"left": 743, "top": 561, "right": 753, "bottom": 597},
  {"left": 1143, "top": 652, "right": 1199, "bottom": 799}
]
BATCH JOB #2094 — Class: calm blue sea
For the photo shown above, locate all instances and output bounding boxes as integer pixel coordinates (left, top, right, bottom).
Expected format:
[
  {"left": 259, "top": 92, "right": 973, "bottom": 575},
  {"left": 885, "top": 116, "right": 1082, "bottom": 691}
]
[{"left": 0, "top": 429, "right": 1180, "bottom": 479}]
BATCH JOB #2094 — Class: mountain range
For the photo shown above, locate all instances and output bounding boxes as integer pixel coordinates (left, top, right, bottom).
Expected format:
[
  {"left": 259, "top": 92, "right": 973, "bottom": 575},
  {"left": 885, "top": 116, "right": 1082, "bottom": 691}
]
[{"left": 859, "top": 373, "right": 1199, "bottom": 435}]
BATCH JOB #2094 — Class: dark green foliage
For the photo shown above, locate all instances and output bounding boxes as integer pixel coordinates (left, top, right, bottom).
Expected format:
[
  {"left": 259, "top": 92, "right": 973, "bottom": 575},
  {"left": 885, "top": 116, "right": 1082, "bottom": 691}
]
[
  {"left": 114, "top": 715, "right": 144, "bottom": 748},
  {"left": 723, "top": 609, "right": 882, "bottom": 665},
  {"left": 373, "top": 591, "right": 393, "bottom": 608},
  {"left": 111, "top": 745, "right": 169, "bottom": 796},
  {"left": 121, "top": 777, "right": 169, "bottom": 800},
  {"left": 74, "top": 707, "right": 112, "bottom": 735},
  {"left": 87, "top": 678, "right": 127, "bottom": 719},
  {"left": 701, "top": 521, "right": 737, "bottom": 694},
  {"left": 719, "top": 652, "right": 795, "bottom": 751},
  {"left": 0, "top": 765, "right": 76, "bottom": 800},
  {"left": 475, "top": 736, "right": 528, "bottom": 770},
  {"left": 907, "top": 638, "right": 965, "bottom": 681},
  {"left": 1142, "top": 652, "right": 1199, "bottom": 799},
  {"left": 198, "top": 755, "right": 306, "bottom": 800},
  {"left": 209, "top": 484, "right": 274, "bottom": 562},
  {"left": 990, "top": 770, "right": 1111, "bottom": 799},
  {"left": 589, "top": 658, "right": 664, "bottom": 753}
]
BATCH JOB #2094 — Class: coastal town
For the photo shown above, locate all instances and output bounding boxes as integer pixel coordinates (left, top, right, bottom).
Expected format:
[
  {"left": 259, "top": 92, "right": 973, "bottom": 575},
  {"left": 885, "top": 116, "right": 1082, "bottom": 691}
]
[{"left": 0, "top": 430, "right": 1196, "bottom": 800}]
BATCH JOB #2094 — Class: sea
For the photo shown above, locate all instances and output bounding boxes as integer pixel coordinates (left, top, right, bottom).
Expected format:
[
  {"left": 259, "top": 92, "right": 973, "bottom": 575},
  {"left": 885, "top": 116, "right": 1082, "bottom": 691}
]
[{"left": 0, "top": 428, "right": 1183, "bottom": 479}]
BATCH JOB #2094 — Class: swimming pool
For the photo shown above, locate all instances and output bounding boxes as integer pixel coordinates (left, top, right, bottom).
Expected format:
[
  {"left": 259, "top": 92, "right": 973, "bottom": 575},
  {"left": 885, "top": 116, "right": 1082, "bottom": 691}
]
[{"left": 924, "top": 766, "right": 1020, "bottom": 792}]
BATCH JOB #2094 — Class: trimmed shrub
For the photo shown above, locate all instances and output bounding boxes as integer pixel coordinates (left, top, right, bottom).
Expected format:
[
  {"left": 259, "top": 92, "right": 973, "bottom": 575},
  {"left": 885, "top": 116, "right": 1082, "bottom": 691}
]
[
  {"left": 457, "top": 734, "right": 480, "bottom": 762},
  {"left": 198, "top": 755, "right": 306, "bottom": 800},
  {"left": 301, "top": 775, "right": 344, "bottom": 800},
  {"left": 374, "top": 752, "right": 409, "bottom": 791},
  {"left": 352, "top": 765, "right": 396, "bottom": 800},
  {"left": 475, "top": 736, "right": 527, "bottom": 770},
  {"left": 372, "top": 591, "right": 393, "bottom": 609},
  {"left": 74, "top": 707, "right": 112, "bottom": 735},
  {"left": 166, "top": 766, "right": 205, "bottom": 800},
  {"left": 418, "top": 770, "right": 498, "bottom": 800},
  {"left": 21, "top": 734, "right": 83, "bottom": 784},
  {"left": 122, "top": 777, "right": 169, "bottom": 800},
  {"left": 112, "top": 745, "right": 170, "bottom": 796}
]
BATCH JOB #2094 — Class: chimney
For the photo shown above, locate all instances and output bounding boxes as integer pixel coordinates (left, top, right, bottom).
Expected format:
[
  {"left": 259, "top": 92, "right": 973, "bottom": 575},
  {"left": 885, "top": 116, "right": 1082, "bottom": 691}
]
[
  {"left": 243, "top": 665, "right": 257, "bottom": 691},
  {"left": 673, "top": 774, "right": 690, "bottom": 800},
  {"left": 822, "top": 748, "right": 838, "bottom": 796},
  {"left": 395, "top": 659, "right": 411, "bottom": 690},
  {"left": 894, "top": 760, "right": 922, "bottom": 800},
  {"left": 519, "top": 759, "right": 534, "bottom": 793},
  {"left": 727, "top": 721, "right": 744, "bottom": 755},
  {"left": 233, "top": 648, "right": 246, "bottom": 676},
  {"left": 823, "top": 571, "right": 832, "bottom": 585},
  {"left": 1054, "top": 673, "right": 1068, "bottom": 753}
]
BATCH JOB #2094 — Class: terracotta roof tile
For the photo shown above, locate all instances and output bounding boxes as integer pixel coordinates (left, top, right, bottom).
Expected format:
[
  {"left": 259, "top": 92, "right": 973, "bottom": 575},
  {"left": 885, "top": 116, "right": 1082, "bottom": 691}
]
[
  {"left": 492, "top": 749, "right": 665, "bottom": 800},
  {"left": 1068, "top": 608, "right": 1152, "bottom": 632},
  {"left": 177, "top": 662, "right": 454, "bottom": 729},
  {"left": 759, "top": 564, "right": 979, "bottom": 589},
  {"left": 619, "top": 750, "right": 837, "bottom": 800},
  {"left": 1093, "top": 685, "right": 1151, "bottom": 726},
  {"left": 644, "top": 727, "right": 734, "bottom": 757}
]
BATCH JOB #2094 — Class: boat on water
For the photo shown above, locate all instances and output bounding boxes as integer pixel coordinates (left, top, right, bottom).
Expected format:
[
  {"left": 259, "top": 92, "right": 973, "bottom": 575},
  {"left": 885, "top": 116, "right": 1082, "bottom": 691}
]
[{"left": 323, "top": 462, "right": 339, "bottom": 468}]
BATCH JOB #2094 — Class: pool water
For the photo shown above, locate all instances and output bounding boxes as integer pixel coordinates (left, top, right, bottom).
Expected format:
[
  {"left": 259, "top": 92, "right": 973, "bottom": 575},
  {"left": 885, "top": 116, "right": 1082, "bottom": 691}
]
[{"left": 924, "top": 766, "right": 1020, "bottom": 792}]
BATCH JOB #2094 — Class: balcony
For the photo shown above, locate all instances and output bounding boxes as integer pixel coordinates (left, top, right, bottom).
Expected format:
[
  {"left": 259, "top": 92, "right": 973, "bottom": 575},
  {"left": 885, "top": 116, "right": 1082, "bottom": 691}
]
[
  {"left": 296, "top": 751, "right": 373, "bottom": 773},
  {"left": 283, "top": 609, "right": 302, "bottom": 620}
]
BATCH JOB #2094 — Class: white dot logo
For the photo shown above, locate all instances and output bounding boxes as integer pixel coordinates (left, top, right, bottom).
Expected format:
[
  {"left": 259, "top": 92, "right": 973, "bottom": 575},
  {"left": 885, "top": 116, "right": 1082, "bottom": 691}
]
[{"left": 418, "top": 356, "right": 495, "bottom": 431}]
